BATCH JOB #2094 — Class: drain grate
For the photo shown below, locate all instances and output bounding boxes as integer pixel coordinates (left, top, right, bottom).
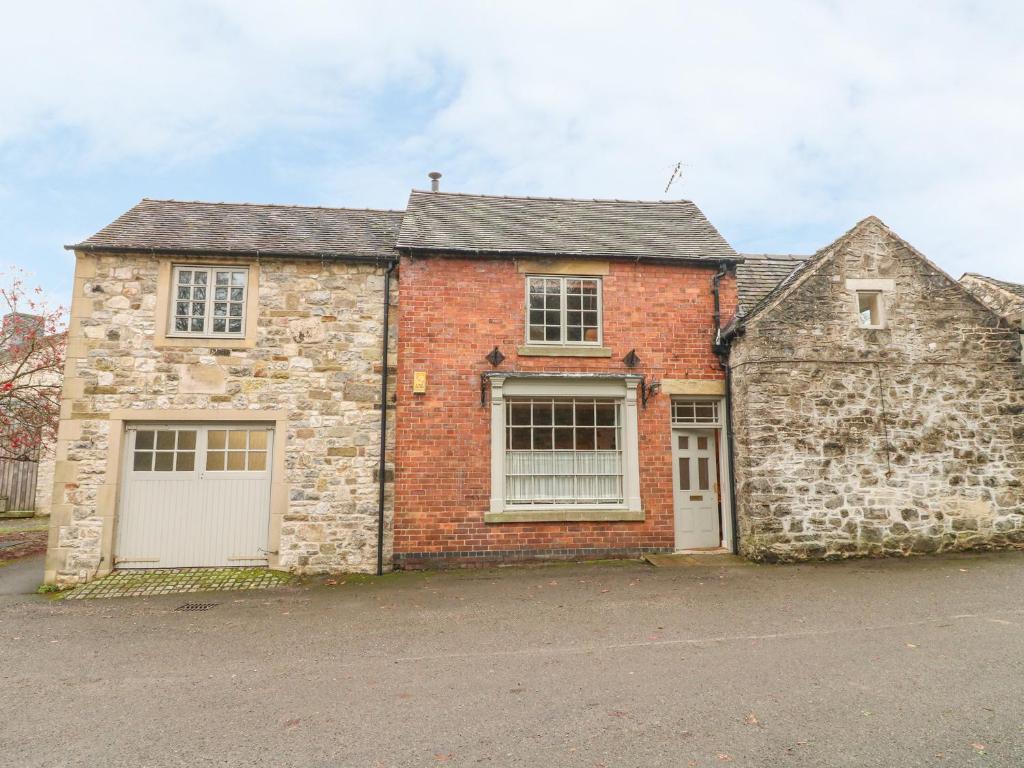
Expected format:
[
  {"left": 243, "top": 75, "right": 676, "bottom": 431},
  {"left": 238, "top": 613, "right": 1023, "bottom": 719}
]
[{"left": 175, "top": 601, "right": 218, "bottom": 612}]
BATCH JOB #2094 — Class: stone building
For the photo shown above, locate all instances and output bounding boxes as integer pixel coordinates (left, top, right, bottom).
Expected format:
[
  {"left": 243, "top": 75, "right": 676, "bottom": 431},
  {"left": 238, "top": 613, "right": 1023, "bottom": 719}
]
[
  {"left": 44, "top": 200, "right": 400, "bottom": 586},
  {"left": 960, "top": 273, "right": 1024, "bottom": 332},
  {"left": 394, "top": 191, "right": 741, "bottom": 566},
  {"left": 723, "top": 217, "right": 1024, "bottom": 561}
]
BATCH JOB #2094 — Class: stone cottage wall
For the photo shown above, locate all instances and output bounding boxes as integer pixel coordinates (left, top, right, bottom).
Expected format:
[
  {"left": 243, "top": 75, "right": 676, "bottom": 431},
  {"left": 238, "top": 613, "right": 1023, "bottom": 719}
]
[
  {"left": 729, "top": 220, "right": 1024, "bottom": 561},
  {"left": 960, "top": 274, "right": 1024, "bottom": 329},
  {"left": 45, "top": 251, "right": 394, "bottom": 585}
]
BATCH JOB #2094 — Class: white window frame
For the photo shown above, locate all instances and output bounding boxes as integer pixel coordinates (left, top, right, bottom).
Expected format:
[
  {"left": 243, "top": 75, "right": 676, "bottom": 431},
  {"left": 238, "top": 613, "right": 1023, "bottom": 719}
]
[
  {"left": 488, "top": 375, "right": 642, "bottom": 520},
  {"left": 671, "top": 398, "right": 722, "bottom": 426},
  {"left": 524, "top": 275, "right": 603, "bottom": 347},
  {"left": 167, "top": 265, "right": 250, "bottom": 339}
]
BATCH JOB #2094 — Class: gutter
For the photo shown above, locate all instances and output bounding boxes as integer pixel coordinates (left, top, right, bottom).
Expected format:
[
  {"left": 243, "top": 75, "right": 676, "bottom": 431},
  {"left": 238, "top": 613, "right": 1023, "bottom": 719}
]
[
  {"left": 397, "top": 246, "right": 744, "bottom": 268},
  {"left": 377, "top": 258, "right": 398, "bottom": 576},
  {"left": 710, "top": 262, "right": 741, "bottom": 555}
]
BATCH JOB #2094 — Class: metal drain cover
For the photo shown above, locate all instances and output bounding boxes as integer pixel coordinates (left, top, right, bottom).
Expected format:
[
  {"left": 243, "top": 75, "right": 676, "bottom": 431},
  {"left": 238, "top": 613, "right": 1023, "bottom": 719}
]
[{"left": 175, "top": 601, "right": 218, "bottom": 612}]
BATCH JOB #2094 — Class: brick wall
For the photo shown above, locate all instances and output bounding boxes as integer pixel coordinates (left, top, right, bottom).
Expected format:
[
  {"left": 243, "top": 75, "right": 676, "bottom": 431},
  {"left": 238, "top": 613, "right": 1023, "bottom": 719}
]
[{"left": 394, "top": 255, "right": 735, "bottom": 564}]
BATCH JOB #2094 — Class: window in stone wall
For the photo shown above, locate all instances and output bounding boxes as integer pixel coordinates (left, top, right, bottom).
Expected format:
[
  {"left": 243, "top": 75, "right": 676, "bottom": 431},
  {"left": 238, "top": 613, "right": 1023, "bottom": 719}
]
[
  {"left": 169, "top": 266, "right": 249, "bottom": 337},
  {"left": 856, "top": 291, "right": 884, "bottom": 328}
]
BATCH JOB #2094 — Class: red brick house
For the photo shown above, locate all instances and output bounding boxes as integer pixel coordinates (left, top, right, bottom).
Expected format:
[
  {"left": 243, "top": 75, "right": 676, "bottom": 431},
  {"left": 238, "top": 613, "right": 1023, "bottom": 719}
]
[{"left": 393, "top": 190, "right": 741, "bottom": 566}]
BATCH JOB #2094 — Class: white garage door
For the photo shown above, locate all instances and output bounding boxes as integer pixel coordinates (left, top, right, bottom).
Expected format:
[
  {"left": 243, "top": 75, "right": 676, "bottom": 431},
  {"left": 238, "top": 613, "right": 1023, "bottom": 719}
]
[{"left": 115, "top": 423, "right": 274, "bottom": 569}]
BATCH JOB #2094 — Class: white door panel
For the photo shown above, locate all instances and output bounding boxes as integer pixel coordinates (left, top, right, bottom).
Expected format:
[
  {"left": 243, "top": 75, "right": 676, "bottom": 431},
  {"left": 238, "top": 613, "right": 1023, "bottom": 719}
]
[
  {"left": 116, "top": 424, "right": 273, "bottom": 568},
  {"left": 671, "top": 428, "right": 721, "bottom": 550}
]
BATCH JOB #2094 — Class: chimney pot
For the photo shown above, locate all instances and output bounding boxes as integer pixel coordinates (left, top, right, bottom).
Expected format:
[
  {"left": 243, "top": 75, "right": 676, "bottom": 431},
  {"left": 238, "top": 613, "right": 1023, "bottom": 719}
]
[{"left": 428, "top": 171, "right": 442, "bottom": 192}]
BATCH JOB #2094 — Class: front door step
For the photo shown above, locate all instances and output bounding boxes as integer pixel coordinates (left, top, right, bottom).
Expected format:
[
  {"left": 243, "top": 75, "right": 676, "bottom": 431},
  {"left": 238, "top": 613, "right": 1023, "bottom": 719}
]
[
  {"left": 62, "top": 567, "right": 291, "bottom": 600},
  {"left": 644, "top": 553, "right": 750, "bottom": 568}
]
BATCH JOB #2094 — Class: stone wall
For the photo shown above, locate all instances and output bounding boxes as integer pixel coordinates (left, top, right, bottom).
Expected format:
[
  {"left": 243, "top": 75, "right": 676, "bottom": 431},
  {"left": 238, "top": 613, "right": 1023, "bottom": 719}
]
[
  {"left": 729, "top": 218, "right": 1024, "bottom": 561},
  {"left": 45, "top": 251, "right": 394, "bottom": 585},
  {"left": 960, "top": 274, "right": 1024, "bottom": 330}
]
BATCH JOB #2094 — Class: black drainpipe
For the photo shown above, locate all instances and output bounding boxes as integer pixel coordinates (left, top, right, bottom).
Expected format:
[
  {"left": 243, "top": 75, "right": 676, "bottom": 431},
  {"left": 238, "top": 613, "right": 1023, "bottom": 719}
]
[
  {"left": 376, "top": 258, "right": 398, "bottom": 576},
  {"left": 711, "top": 263, "right": 741, "bottom": 555}
]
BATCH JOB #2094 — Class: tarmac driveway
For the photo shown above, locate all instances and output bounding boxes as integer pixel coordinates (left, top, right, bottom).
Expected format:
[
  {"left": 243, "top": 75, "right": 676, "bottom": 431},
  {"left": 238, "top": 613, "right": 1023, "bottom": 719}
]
[{"left": 2, "top": 552, "right": 1024, "bottom": 767}]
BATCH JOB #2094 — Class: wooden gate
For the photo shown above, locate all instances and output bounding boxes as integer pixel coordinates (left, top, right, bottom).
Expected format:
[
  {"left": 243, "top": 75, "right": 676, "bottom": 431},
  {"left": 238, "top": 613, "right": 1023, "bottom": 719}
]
[{"left": 0, "top": 457, "right": 39, "bottom": 512}]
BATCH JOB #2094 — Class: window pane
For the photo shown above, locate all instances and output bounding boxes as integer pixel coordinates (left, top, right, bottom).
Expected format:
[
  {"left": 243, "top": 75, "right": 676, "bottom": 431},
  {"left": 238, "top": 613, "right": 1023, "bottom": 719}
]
[
  {"left": 133, "top": 451, "right": 152, "bottom": 471},
  {"left": 208, "top": 430, "right": 226, "bottom": 449},
  {"left": 575, "top": 402, "right": 595, "bottom": 425},
  {"left": 249, "top": 431, "right": 267, "bottom": 450},
  {"left": 135, "top": 431, "right": 154, "bottom": 450},
  {"left": 544, "top": 326, "right": 560, "bottom": 341},
  {"left": 575, "top": 428, "right": 595, "bottom": 450},
  {"left": 509, "top": 403, "right": 531, "bottom": 425},
  {"left": 154, "top": 452, "right": 174, "bottom": 471},
  {"left": 177, "top": 286, "right": 190, "bottom": 300},
  {"left": 595, "top": 403, "right": 616, "bottom": 426},
  {"left": 213, "top": 319, "right": 227, "bottom": 333},
  {"left": 175, "top": 302, "right": 188, "bottom": 316},
  {"left": 194, "top": 271, "right": 207, "bottom": 285},
  {"left": 529, "top": 326, "right": 544, "bottom": 341},
  {"left": 231, "top": 271, "right": 246, "bottom": 286},
  {"left": 228, "top": 430, "right": 247, "bottom": 449},
  {"left": 214, "top": 303, "right": 227, "bottom": 316},
  {"left": 193, "top": 287, "right": 206, "bottom": 301},
  {"left": 190, "top": 318, "right": 204, "bottom": 332},
  {"left": 228, "top": 320, "right": 242, "bottom": 333},
  {"left": 226, "top": 451, "right": 246, "bottom": 470},
  {"left": 177, "top": 431, "right": 197, "bottom": 450},
  {"left": 176, "top": 452, "right": 195, "bottom": 472},
  {"left": 509, "top": 428, "right": 531, "bottom": 449},
  {"left": 596, "top": 427, "right": 617, "bottom": 450},
  {"left": 533, "top": 402, "right": 552, "bottom": 425},
  {"left": 533, "top": 429, "right": 552, "bottom": 450},
  {"left": 156, "top": 431, "right": 176, "bottom": 450},
  {"left": 566, "top": 326, "right": 582, "bottom": 342},
  {"left": 248, "top": 451, "right": 266, "bottom": 471},
  {"left": 554, "top": 428, "right": 574, "bottom": 449},
  {"left": 554, "top": 403, "right": 573, "bottom": 425},
  {"left": 178, "top": 270, "right": 192, "bottom": 284},
  {"left": 215, "top": 271, "right": 229, "bottom": 285},
  {"left": 174, "top": 318, "right": 188, "bottom": 332},
  {"left": 679, "top": 458, "right": 691, "bottom": 490},
  {"left": 206, "top": 451, "right": 225, "bottom": 471},
  {"left": 229, "top": 303, "right": 242, "bottom": 317},
  {"left": 698, "top": 457, "right": 710, "bottom": 490},
  {"left": 230, "top": 287, "right": 244, "bottom": 301}
]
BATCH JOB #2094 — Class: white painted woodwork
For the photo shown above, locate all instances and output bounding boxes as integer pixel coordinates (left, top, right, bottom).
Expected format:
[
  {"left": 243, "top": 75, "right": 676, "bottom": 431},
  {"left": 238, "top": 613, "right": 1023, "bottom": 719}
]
[
  {"left": 672, "top": 428, "right": 721, "bottom": 550},
  {"left": 115, "top": 423, "right": 273, "bottom": 568}
]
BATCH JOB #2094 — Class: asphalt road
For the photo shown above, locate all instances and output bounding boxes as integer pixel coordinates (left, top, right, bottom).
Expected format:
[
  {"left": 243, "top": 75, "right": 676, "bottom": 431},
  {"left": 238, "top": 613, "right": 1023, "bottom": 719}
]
[{"left": 2, "top": 552, "right": 1023, "bottom": 767}]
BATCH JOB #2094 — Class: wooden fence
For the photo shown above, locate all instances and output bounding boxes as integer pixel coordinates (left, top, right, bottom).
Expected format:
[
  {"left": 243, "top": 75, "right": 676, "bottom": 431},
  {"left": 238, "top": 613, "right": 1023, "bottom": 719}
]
[{"left": 0, "top": 457, "right": 38, "bottom": 512}]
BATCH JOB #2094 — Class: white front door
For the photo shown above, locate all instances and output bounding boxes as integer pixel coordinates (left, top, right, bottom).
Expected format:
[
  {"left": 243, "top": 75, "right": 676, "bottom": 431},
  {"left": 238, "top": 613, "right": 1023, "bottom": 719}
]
[
  {"left": 115, "top": 424, "right": 274, "bottom": 568},
  {"left": 671, "top": 429, "right": 721, "bottom": 550}
]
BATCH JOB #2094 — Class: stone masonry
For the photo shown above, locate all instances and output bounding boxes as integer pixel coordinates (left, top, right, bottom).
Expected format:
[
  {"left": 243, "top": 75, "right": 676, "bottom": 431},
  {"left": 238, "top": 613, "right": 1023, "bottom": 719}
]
[
  {"left": 46, "top": 252, "right": 394, "bottom": 585},
  {"left": 727, "top": 218, "right": 1024, "bottom": 561}
]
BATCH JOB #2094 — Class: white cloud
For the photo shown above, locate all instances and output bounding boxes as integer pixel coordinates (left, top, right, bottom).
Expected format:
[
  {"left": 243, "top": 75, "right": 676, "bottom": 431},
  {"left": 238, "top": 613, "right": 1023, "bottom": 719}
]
[{"left": 1, "top": 0, "right": 1022, "bottom": 280}]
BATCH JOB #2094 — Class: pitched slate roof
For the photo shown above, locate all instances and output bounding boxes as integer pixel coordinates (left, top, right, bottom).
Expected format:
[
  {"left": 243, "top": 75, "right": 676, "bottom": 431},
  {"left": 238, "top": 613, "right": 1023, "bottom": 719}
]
[
  {"left": 962, "top": 272, "right": 1024, "bottom": 300},
  {"left": 736, "top": 253, "right": 807, "bottom": 310},
  {"left": 397, "top": 190, "right": 739, "bottom": 261},
  {"left": 69, "top": 199, "right": 403, "bottom": 260}
]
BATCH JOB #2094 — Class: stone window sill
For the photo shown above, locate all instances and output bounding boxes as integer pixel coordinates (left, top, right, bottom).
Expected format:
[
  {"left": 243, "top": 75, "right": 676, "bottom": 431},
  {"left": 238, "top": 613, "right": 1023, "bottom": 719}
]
[
  {"left": 516, "top": 345, "right": 613, "bottom": 358},
  {"left": 485, "top": 508, "right": 644, "bottom": 523}
]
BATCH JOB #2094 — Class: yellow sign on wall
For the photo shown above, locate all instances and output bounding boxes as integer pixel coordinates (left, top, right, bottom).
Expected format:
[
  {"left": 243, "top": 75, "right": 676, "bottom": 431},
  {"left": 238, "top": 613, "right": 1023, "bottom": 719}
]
[{"left": 412, "top": 371, "right": 427, "bottom": 394}]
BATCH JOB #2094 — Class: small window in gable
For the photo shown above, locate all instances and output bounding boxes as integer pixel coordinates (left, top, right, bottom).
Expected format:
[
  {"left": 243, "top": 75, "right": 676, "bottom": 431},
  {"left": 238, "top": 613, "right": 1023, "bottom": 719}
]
[{"left": 856, "top": 291, "right": 884, "bottom": 328}]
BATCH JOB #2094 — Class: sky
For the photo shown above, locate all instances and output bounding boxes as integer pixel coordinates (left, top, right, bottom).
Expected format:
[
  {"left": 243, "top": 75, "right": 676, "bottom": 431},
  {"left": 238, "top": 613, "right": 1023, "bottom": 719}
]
[{"left": 1, "top": 0, "right": 1022, "bottom": 306}]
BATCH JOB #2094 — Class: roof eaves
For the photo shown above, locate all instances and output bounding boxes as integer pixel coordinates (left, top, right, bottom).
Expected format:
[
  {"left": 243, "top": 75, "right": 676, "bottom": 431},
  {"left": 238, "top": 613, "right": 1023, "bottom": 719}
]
[
  {"left": 64, "top": 243, "right": 396, "bottom": 263},
  {"left": 395, "top": 244, "right": 743, "bottom": 263}
]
